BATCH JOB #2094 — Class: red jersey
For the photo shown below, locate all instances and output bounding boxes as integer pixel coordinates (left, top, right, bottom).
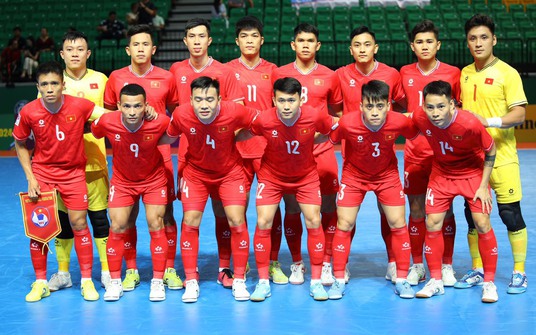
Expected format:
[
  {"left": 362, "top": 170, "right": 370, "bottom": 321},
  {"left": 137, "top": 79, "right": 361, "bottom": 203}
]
[
  {"left": 170, "top": 57, "right": 244, "bottom": 105},
  {"left": 411, "top": 108, "right": 494, "bottom": 179},
  {"left": 13, "top": 95, "right": 95, "bottom": 183},
  {"left": 91, "top": 111, "right": 169, "bottom": 186},
  {"left": 104, "top": 65, "right": 178, "bottom": 115},
  {"left": 250, "top": 105, "right": 336, "bottom": 183},
  {"left": 336, "top": 61, "right": 405, "bottom": 115},
  {"left": 331, "top": 111, "right": 418, "bottom": 181},
  {"left": 167, "top": 101, "right": 257, "bottom": 177},
  {"left": 273, "top": 62, "right": 342, "bottom": 156},
  {"left": 400, "top": 61, "right": 461, "bottom": 165},
  {"left": 227, "top": 58, "right": 277, "bottom": 159}
]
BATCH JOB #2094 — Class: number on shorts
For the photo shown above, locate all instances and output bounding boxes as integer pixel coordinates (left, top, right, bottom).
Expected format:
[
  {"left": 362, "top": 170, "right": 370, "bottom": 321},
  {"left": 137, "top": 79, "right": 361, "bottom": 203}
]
[
  {"left": 337, "top": 184, "right": 346, "bottom": 201},
  {"left": 180, "top": 178, "right": 189, "bottom": 199},
  {"left": 109, "top": 185, "right": 115, "bottom": 202},
  {"left": 404, "top": 171, "right": 409, "bottom": 189},
  {"left": 426, "top": 187, "right": 434, "bottom": 206},
  {"left": 256, "top": 182, "right": 265, "bottom": 199}
]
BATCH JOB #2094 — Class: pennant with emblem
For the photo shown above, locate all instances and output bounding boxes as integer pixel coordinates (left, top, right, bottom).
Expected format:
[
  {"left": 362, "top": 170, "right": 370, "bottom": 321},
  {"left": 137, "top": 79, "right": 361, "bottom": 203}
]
[
  {"left": 485, "top": 78, "right": 494, "bottom": 85},
  {"left": 90, "top": 83, "right": 98, "bottom": 89},
  {"left": 452, "top": 134, "right": 463, "bottom": 141},
  {"left": 219, "top": 125, "right": 229, "bottom": 133},
  {"left": 66, "top": 115, "right": 76, "bottom": 123},
  {"left": 300, "top": 128, "right": 310, "bottom": 135},
  {"left": 144, "top": 134, "right": 154, "bottom": 141},
  {"left": 19, "top": 190, "right": 61, "bottom": 244},
  {"left": 314, "top": 79, "right": 324, "bottom": 86},
  {"left": 151, "top": 81, "right": 161, "bottom": 88}
]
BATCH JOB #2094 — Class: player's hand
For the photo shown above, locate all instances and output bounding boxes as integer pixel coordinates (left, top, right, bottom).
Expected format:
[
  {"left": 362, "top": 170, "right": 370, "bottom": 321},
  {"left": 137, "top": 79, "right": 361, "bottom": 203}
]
[
  {"left": 145, "top": 105, "right": 158, "bottom": 121},
  {"left": 473, "top": 186, "right": 492, "bottom": 214},
  {"left": 28, "top": 178, "right": 41, "bottom": 201}
]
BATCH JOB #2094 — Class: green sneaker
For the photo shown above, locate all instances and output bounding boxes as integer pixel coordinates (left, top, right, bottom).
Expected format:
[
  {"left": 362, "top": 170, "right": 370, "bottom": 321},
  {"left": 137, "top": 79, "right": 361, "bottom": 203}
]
[
  {"left": 26, "top": 281, "right": 50, "bottom": 302},
  {"left": 81, "top": 280, "right": 100, "bottom": 301},
  {"left": 269, "top": 261, "right": 289, "bottom": 285},
  {"left": 122, "top": 269, "right": 140, "bottom": 292},
  {"left": 163, "top": 268, "right": 183, "bottom": 290}
]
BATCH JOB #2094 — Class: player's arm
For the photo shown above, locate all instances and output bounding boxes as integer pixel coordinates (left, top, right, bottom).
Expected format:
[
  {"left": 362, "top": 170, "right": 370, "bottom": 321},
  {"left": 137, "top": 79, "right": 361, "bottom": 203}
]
[
  {"left": 473, "top": 142, "right": 496, "bottom": 214},
  {"left": 392, "top": 97, "right": 407, "bottom": 113},
  {"left": 158, "top": 133, "right": 178, "bottom": 145},
  {"left": 14, "top": 139, "right": 40, "bottom": 199},
  {"left": 481, "top": 104, "right": 526, "bottom": 129},
  {"left": 328, "top": 102, "right": 343, "bottom": 117},
  {"left": 235, "top": 129, "right": 254, "bottom": 142}
]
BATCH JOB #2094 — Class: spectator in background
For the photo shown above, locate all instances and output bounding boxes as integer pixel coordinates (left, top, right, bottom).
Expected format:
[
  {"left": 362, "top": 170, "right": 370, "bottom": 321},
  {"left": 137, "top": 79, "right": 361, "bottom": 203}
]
[
  {"left": 126, "top": 3, "right": 140, "bottom": 28},
  {"left": 97, "top": 11, "right": 127, "bottom": 42},
  {"left": 227, "top": 0, "right": 254, "bottom": 9},
  {"left": 1, "top": 39, "right": 22, "bottom": 86},
  {"left": 21, "top": 37, "right": 39, "bottom": 80},
  {"left": 212, "top": 0, "right": 229, "bottom": 28},
  {"left": 152, "top": 8, "right": 165, "bottom": 44},
  {"left": 138, "top": 0, "right": 156, "bottom": 25},
  {"left": 8, "top": 26, "right": 26, "bottom": 51},
  {"left": 35, "top": 28, "right": 55, "bottom": 53}
]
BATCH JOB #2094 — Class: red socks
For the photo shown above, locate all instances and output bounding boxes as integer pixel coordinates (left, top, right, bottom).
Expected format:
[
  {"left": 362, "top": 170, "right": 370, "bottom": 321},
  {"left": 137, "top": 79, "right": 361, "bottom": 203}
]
[
  {"left": 30, "top": 239, "right": 48, "bottom": 280},
  {"left": 73, "top": 227, "right": 93, "bottom": 278},
  {"left": 165, "top": 224, "right": 177, "bottom": 269},
  {"left": 409, "top": 217, "right": 426, "bottom": 264},
  {"left": 106, "top": 230, "right": 126, "bottom": 279},
  {"left": 380, "top": 213, "right": 394, "bottom": 263},
  {"left": 181, "top": 224, "right": 200, "bottom": 281},
  {"left": 215, "top": 215, "right": 232, "bottom": 269},
  {"left": 254, "top": 226, "right": 271, "bottom": 280},
  {"left": 390, "top": 226, "right": 411, "bottom": 279},
  {"left": 270, "top": 207, "right": 283, "bottom": 261},
  {"left": 230, "top": 223, "right": 249, "bottom": 279},
  {"left": 284, "top": 212, "right": 303, "bottom": 263},
  {"left": 123, "top": 227, "right": 138, "bottom": 270},
  {"left": 424, "top": 230, "right": 443, "bottom": 280},
  {"left": 478, "top": 229, "right": 498, "bottom": 282},
  {"left": 442, "top": 216, "right": 456, "bottom": 265},
  {"left": 331, "top": 229, "right": 351, "bottom": 279},
  {"left": 321, "top": 211, "right": 337, "bottom": 263},
  {"left": 150, "top": 229, "right": 168, "bottom": 279}
]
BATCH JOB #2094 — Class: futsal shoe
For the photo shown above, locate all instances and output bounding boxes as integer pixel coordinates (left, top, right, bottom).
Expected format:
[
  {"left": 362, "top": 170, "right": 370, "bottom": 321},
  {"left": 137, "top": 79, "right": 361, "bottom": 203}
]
[
  {"left": 289, "top": 262, "right": 306, "bottom": 285},
  {"left": 454, "top": 269, "right": 484, "bottom": 289},
  {"left": 407, "top": 264, "right": 426, "bottom": 286},
  {"left": 182, "top": 279, "right": 200, "bottom": 303},
  {"left": 48, "top": 272, "right": 72, "bottom": 291},
  {"left": 482, "top": 281, "right": 499, "bottom": 303},
  {"left": 395, "top": 279, "right": 416, "bottom": 299},
  {"left": 385, "top": 262, "right": 397, "bottom": 283},
  {"left": 321, "top": 263, "right": 335, "bottom": 286},
  {"left": 149, "top": 279, "right": 166, "bottom": 302},
  {"left": 507, "top": 272, "right": 528, "bottom": 294},
  {"left": 122, "top": 269, "right": 140, "bottom": 291},
  {"left": 416, "top": 278, "right": 445, "bottom": 298},
  {"left": 25, "top": 281, "right": 50, "bottom": 302},
  {"left": 81, "top": 279, "right": 100, "bottom": 301},
  {"left": 269, "top": 261, "right": 289, "bottom": 285},
  {"left": 310, "top": 282, "right": 329, "bottom": 301},
  {"left": 104, "top": 279, "right": 123, "bottom": 301},
  {"left": 344, "top": 265, "right": 351, "bottom": 284},
  {"left": 163, "top": 268, "right": 183, "bottom": 290},
  {"left": 250, "top": 281, "right": 271, "bottom": 302},
  {"left": 327, "top": 280, "right": 345, "bottom": 300},
  {"left": 441, "top": 264, "right": 457, "bottom": 287},
  {"left": 217, "top": 268, "right": 234, "bottom": 288},
  {"left": 232, "top": 278, "right": 250, "bottom": 301}
]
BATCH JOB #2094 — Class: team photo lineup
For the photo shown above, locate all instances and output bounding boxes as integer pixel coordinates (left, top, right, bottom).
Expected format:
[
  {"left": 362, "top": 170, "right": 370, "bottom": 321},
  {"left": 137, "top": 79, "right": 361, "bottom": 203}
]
[{"left": 12, "top": 11, "right": 529, "bottom": 306}]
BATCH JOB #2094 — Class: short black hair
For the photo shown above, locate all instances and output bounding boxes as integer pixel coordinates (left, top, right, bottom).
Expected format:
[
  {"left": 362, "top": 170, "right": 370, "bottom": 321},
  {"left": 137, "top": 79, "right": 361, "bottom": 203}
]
[
  {"left": 293, "top": 23, "right": 319, "bottom": 40},
  {"left": 36, "top": 61, "right": 64, "bottom": 82},
  {"left": 273, "top": 77, "right": 302, "bottom": 96},
  {"left": 235, "top": 16, "right": 264, "bottom": 37},
  {"left": 127, "top": 24, "right": 153, "bottom": 44},
  {"left": 362, "top": 80, "right": 389, "bottom": 103},
  {"left": 423, "top": 80, "right": 452, "bottom": 100},
  {"left": 465, "top": 14, "right": 495, "bottom": 36},
  {"left": 191, "top": 76, "right": 220, "bottom": 96},
  {"left": 120, "top": 83, "right": 146, "bottom": 100},
  {"left": 185, "top": 18, "right": 211, "bottom": 36},
  {"left": 411, "top": 20, "right": 439, "bottom": 41},
  {"left": 62, "top": 31, "right": 89, "bottom": 49},
  {"left": 350, "top": 26, "right": 376, "bottom": 42}
]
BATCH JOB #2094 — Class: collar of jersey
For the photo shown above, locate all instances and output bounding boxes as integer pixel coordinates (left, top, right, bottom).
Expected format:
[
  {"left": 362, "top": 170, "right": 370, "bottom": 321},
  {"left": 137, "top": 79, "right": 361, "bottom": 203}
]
[
  {"left": 354, "top": 60, "right": 379, "bottom": 77},
  {"left": 41, "top": 95, "right": 65, "bottom": 114},
  {"left": 239, "top": 57, "right": 262, "bottom": 70},
  {"left": 277, "top": 107, "right": 301, "bottom": 127},
  {"left": 416, "top": 59, "right": 440, "bottom": 76},
  {"left": 293, "top": 61, "right": 318, "bottom": 75},
  {"left": 128, "top": 65, "right": 154, "bottom": 78},
  {"left": 189, "top": 57, "right": 213, "bottom": 73}
]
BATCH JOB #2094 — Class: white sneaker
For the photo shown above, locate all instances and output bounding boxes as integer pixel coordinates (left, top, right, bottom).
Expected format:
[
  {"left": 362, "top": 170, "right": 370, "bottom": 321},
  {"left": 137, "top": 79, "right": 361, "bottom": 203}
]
[
  {"left": 232, "top": 278, "right": 250, "bottom": 301},
  {"left": 149, "top": 279, "right": 166, "bottom": 302},
  {"left": 321, "top": 263, "right": 335, "bottom": 285},
  {"left": 416, "top": 278, "right": 445, "bottom": 298},
  {"left": 407, "top": 263, "right": 426, "bottom": 286},
  {"left": 344, "top": 265, "right": 351, "bottom": 284},
  {"left": 182, "top": 279, "right": 200, "bottom": 303},
  {"left": 482, "top": 281, "right": 499, "bottom": 303},
  {"left": 103, "top": 279, "right": 123, "bottom": 301},
  {"left": 48, "top": 272, "right": 73, "bottom": 291},
  {"left": 289, "top": 262, "right": 306, "bottom": 285},
  {"left": 101, "top": 271, "right": 111, "bottom": 289},
  {"left": 385, "top": 262, "right": 397, "bottom": 283},
  {"left": 441, "top": 264, "right": 457, "bottom": 287}
]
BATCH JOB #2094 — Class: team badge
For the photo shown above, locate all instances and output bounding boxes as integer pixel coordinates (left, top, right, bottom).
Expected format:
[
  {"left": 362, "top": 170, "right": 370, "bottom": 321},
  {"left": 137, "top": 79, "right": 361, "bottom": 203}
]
[
  {"left": 90, "top": 83, "right": 99, "bottom": 89},
  {"left": 485, "top": 78, "right": 494, "bottom": 85},
  {"left": 151, "top": 81, "right": 161, "bottom": 88},
  {"left": 452, "top": 134, "right": 463, "bottom": 141},
  {"left": 314, "top": 79, "right": 324, "bottom": 86},
  {"left": 144, "top": 134, "right": 154, "bottom": 141},
  {"left": 66, "top": 115, "right": 76, "bottom": 122},
  {"left": 385, "top": 133, "right": 394, "bottom": 140},
  {"left": 300, "top": 128, "right": 310, "bottom": 135},
  {"left": 262, "top": 74, "right": 270, "bottom": 80},
  {"left": 219, "top": 126, "right": 229, "bottom": 132}
]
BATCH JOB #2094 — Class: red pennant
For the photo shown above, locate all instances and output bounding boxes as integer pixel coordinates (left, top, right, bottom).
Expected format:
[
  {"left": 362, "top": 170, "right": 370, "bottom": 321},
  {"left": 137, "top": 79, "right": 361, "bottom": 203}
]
[{"left": 19, "top": 190, "right": 61, "bottom": 244}]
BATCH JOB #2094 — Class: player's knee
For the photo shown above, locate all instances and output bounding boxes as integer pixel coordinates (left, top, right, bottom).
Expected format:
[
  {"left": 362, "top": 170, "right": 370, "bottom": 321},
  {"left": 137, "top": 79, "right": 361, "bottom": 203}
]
[
  {"left": 464, "top": 200, "right": 476, "bottom": 229},
  {"left": 498, "top": 202, "right": 526, "bottom": 232},
  {"left": 88, "top": 209, "right": 110, "bottom": 238},
  {"left": 57, "top": 210, "right": 74, "bottom": 239}
]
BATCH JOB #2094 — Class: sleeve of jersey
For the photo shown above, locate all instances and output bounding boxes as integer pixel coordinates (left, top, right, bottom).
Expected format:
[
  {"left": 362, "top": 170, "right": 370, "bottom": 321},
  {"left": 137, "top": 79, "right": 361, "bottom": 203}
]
[
  {"left": 392, "top": 72, "right": 406, "bottom": 102},
  {"left": 400, "top": 114, "right": 419, "bottom": 140},
  {"left": 103, "top": 75, "right": 118, "bottom": 109},
  {"left": 166, "top": 111, "right": 181, "bottom": 138},
  {"left": 451, "top": 69, "right": 462, "bottom": 105},
  {"left": 249, "top": 116, "right": 262, "bottom": 136},
  {"left": 329, "top": 120, "right": 342, "bottom": 144},
  {"left": 504, "top": 70, "right": 528, "bottom": 108},
  {"left": 83, "top": 99, "right": 97, "bottom": 121},
  {"left": 329, "top": 73, "right": 343, "bottom": 105},
  {"left": 478, "top": 124, "right": 495, "bottom": 153},
  {"left": 166, "top": 75, "right": 180, "bottom": 106},
  {"left": 316, "top": 112, "right": 336, "bottom": 135},
  {"left": 12, "top": 108, "right": 31, "bottom": 141},
  {"left": 91, "top": 116, "right": 105, "bottom": 139},
  {"left": 224, "top": 70, "right": 245, "bottom": 102}
]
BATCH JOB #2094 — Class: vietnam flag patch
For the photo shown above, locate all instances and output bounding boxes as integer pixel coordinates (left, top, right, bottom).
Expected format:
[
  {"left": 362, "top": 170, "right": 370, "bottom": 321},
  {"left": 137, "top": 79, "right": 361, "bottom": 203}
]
[
  {"left": 300, "top": 128, "right": 310, "bottom": 135},
  {"left": 219, "top": 126, "right": 229, "bottom": 133},
  {"left": 485, "top": 78, "right": 494, "bottom": 85},
  {"left": 151, "top": 81, "right": 161, "bottom": 88},
  {"left": 90, "top": 83, "right": 98, "bottom": 89},
  {"left": 314, "top": 79, "right": 324, "bottom": 86},
  {"left": 385, "top": 133, "right": 394, "bottom": 141},
  {"left": 452, "top": 134, "right": 463, "bottom": 141},
  {"left": 262, "top": 74, "right": 270, "bottom": 80},
  {"left": 66, "top": 115, "right": 76, "bottom": 123},
  {"left": 144, "top": 134, "right": 154, "bottom": 141}
]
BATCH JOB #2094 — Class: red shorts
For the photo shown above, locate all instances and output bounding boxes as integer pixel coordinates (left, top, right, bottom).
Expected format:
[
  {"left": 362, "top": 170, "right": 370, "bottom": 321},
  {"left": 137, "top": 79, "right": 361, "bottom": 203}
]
[
  {"left": 314, "top": 147, "right": 339, "bottom": 195},
  {"left": 403, "top": 160, "right": 432, "bottom": 196},
  {"left": 243, "top": 157, "right": 262, "bottom": 192},
  {"left": 108, "top": 178, "right": 168, "bottom": 207},
  {"left": 180, "top": 164, "right": 247, "bottom": 211},
  {"left": 256, "top": 168, "right": 321, "bottom": 206},
  {"left": 426, "top": 172, "right": 491, "bottom": 214},
  {"left": 38, "top": 179, "right": 88, "bottom": 211},
  {"left": 158, "top": 144, "right": 176, "bottom": 204},
  {"left": 337, "top": 166, "right": 405, "bottom": 207}
]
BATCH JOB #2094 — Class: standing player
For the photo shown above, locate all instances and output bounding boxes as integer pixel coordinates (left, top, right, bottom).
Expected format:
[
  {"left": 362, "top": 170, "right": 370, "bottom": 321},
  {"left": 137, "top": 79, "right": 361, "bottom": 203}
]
[
  {"left": 272, "top": 23, "right": 343, "bottom": 286},
  {"left": 457, "top": 14, "right": 528, "bottom": 294},
  {"left": 239, "top": 77, "right": 337, "bottom": 301},
  {"left": 412, "top": 80, "right": 498, "bottom": 302},
  {"left": 327, "top": 80, "right": 418, "bottom": 300},
  {"left": 336, "top": 25, "right": 407, "bottom": 283},
  {"left": 13, "top": 61, "right": 100, "bottom": 302},
  {"left": 104, "top": 24, "right": 181, "bottom": 292},
  {"left": 46, "top": 31, "right": 111, "bottom": 293},
  {"left": 227, "top": 16, "right": 288, "bottom": 284},
  {"left": 92, "top": 84, "right": 170, "bottom": 302},
  {"left": 400, "top": 20, "right": 461, "bottom": 287},
  {"left": 170, "top": 17, "right": 245, "bottom": 288},
  {"left": 162, "top": 77, "right": 256, "bottom": 303}
]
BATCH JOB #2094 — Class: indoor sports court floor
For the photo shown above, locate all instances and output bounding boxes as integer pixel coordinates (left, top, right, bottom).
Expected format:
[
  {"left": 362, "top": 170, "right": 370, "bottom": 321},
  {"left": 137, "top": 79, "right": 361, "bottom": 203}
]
[{"left": 0, "top": 151, "right": 535, "bottom": 335}]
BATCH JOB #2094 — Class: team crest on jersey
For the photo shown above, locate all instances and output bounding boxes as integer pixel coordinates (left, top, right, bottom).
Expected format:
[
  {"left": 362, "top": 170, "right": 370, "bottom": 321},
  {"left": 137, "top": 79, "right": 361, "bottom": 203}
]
[
  {"left": 485, "top": 78, "right": 494, "bottom": 85},
  {"left": 144, "top": 134, "right": 154, "bottom": 141},
  {"left": 90, "top": 83, "right": 99, "bottom": 89},
  {"left": 314, "top": 79, "right": 324, "bottom": 86},
  {"left": 300, "top": 128, "right": 310, "bottom": 135},
  {"left": 66, "top": 115, "right": 76, "bottom": 123},
  {"left": 349, "top": 79, "right": 356, "bottom": 87},
  {"left": 408, "top": 79, "right": 414, "bottom": 87},
  {"left": 385, "top": 133, "right": 394, "bottom": 141},
  {"left": 452, "top": 134, "right": 463, "bottom": 141},
  {"left": 151, "top": 81, "right": 161, "bottom": 88},
  {"left": 262, "top": 74, "right": 270, "bottom": 80},
  {"left": 219, "top": 126, "right": 229, "bottom": 133}
]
